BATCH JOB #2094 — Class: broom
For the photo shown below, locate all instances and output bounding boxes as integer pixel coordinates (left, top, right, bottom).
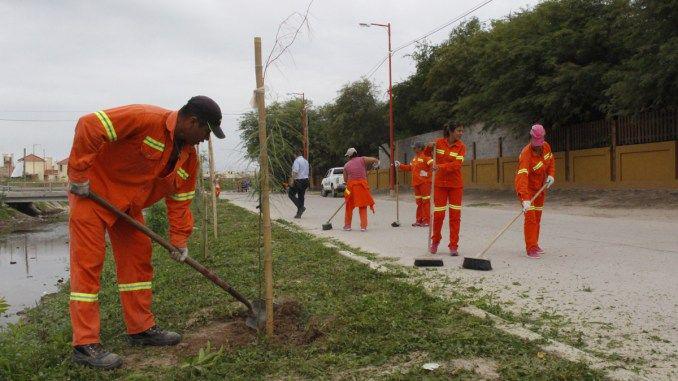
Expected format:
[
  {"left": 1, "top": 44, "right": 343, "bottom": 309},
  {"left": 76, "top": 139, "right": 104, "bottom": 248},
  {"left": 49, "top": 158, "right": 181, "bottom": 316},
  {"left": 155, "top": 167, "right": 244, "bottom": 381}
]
[
  {"left": 462, "top": 183, "right": 548, "bottom": 271},
  {"left": 414, "top": 143, "right": 443, "bottom": 267}
]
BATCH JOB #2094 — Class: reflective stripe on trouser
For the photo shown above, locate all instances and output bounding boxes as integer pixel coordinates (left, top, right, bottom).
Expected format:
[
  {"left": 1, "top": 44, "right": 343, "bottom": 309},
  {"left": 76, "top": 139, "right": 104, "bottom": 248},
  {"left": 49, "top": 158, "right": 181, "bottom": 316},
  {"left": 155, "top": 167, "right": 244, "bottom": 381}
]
[
  {"left": 69, "top": 194, "right": 155, "bottom": 346},
  {"left": 413, "top": 182, "right": 431, "bottom": 224},
  {"left": 344, "top": 199, "right": 368, "bottom": 229},
  {"left": 431, "top": 186, "right": 463, "bottom": 249},
  {"left": 523, "top": 192, "right": 545, "bottom": 250}
]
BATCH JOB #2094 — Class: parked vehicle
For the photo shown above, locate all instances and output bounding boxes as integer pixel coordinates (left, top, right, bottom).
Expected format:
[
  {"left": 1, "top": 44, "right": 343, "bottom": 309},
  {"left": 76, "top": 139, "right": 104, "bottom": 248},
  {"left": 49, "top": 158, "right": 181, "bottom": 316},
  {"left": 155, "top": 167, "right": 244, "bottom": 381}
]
[{"left": 321, "top": 167, "right": 345, "bottom": 197}]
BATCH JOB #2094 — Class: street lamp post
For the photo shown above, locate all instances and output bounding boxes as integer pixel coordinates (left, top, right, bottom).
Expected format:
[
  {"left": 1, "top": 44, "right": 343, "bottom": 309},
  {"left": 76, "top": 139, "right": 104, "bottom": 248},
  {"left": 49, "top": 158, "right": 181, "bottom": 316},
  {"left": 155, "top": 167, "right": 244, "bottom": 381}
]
[
  {"left": 360, "top": 22, "right": 395, "bottom": 196},
  {"left": 287, "top": 92, "right": 308, "bottom": 159}
]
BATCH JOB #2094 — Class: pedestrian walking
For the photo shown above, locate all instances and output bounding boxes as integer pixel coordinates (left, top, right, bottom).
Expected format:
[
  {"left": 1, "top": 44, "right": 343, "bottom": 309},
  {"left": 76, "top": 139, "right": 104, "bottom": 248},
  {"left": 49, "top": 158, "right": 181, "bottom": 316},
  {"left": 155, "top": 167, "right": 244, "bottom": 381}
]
[
  {"left": 515, "top": 124, "right": 555, "bottom": 259},
  {"left": 66, "top": 95, "right": 225, "bottom": 369},
  {"left": 395, "top": 140, "right": 433, "bottom": 227},
  {"left": 428, "top": 122, "right": 466, "bottom": 256},
  {"left": 342, "top": 147, "right": 378, "bottom": 231},
  {"left": 288, "top": 149, "right": 310, "bottom": 218}
]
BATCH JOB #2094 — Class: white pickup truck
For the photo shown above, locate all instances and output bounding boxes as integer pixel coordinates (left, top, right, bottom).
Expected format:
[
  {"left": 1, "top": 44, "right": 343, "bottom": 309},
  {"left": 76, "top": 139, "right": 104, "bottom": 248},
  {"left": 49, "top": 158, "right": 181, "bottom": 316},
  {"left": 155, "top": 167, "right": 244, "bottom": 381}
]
[{"left": 320, "top": 167, "right": 345, "bottom": 197}]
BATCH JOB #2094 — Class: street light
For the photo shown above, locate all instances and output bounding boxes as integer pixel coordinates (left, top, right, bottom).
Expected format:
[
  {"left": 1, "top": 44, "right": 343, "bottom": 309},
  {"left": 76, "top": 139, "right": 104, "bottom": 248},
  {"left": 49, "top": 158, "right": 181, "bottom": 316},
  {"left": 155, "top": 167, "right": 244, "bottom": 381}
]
[
  {"left": 286, "top": 92, "right": 308, "bottom": 160},
  {"left": 360, "top": 21, "right": 396, "bottom": 196}
]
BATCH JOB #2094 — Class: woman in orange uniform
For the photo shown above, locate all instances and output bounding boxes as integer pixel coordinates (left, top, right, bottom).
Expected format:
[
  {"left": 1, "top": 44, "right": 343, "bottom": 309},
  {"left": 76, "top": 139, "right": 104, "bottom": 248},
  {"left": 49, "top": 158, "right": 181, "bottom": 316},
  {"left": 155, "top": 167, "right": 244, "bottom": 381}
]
[
  {"left": 428, "top": 122, "right": 466, "bottom": 256},
  {"left": 395, "top": 141, "right": 433, "bottom": 227},
  {"left": 342, "top": 147, "right": 379, "bottom": 231},
  {"left": 515, "top": 124, "right": 555, "bottom": 259}
]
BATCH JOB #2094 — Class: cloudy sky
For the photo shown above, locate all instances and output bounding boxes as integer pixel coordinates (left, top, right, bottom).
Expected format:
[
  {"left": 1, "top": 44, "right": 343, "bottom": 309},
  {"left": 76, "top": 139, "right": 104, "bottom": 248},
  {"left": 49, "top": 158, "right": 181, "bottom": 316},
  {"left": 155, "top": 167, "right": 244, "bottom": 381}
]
[{"left": 0, "top": 0, "right": 538, "bottom": 173}]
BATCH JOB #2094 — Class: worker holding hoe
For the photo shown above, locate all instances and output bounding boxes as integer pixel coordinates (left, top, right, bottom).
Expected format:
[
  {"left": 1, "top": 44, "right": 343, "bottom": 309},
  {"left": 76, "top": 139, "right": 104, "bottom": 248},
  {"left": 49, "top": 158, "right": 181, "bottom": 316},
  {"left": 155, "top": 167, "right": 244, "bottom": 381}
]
[
  {"left": 515, "top": 124, "right": 555, "bottom": 259},
  {"left": 427, "top": 122, "right": 466, "bottom": 256},
  {"left": 67, "top": 96, "right": 225, "bottom": 369},
  {"left": 395, "top": 140, "right": 433, "bottom": 227},
  {"left": 342, "top": 147, "right": 378, "bottom": 231}
]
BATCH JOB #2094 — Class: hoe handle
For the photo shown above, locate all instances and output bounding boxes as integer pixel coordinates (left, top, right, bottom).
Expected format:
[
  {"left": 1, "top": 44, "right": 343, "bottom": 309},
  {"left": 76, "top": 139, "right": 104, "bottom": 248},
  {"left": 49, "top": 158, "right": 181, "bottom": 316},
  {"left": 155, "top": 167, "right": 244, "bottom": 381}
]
[
  {"left": 87, "top": 191, "right": 254, "bottom": 312},
  {"left": 476, "top": 183, "right": 548, "bottom": 259}
]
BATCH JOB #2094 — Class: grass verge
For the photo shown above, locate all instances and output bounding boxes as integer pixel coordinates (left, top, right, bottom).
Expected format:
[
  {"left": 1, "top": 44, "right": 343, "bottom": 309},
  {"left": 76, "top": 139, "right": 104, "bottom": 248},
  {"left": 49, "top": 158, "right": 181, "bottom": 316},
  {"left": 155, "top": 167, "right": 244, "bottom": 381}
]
[{"left": 0, "top": 201, "right": 602, "bottom": 380}]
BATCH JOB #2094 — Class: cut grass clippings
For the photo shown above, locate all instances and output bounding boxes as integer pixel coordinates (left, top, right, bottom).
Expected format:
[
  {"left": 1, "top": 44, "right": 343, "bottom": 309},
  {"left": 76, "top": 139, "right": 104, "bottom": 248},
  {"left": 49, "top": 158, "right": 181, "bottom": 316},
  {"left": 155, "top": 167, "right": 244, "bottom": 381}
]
[{"left": 0, "top": 201, "right": 602, "bottom": 380}]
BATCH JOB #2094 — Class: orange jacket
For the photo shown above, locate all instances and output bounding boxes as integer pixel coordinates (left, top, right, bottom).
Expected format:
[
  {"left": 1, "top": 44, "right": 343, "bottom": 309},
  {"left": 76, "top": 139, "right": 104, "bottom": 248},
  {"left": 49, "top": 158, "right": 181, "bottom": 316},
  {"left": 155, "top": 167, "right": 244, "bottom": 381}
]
[
  {"left": 398, "top": 151, "right": 433, "bottom": 186},
  {"left": 344, "top": 179, "right": 375, "bottom": 211},
  {"left": 67, "top": 105, "right": 198, "bottom": 247},
  {"left": 425, "top": 138, "right": 466, "bottom": 188},
  {"left": 514, "top": 142, "right": 555, "bottom": 201}
]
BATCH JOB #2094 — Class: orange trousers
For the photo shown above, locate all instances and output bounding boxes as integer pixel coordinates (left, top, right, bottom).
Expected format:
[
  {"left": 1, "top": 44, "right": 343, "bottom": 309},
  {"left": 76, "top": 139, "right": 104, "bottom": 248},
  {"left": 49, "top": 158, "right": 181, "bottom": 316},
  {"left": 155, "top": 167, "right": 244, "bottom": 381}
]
[
  {"left": 523, "top": 192, "right": 545, "bottom": 250},
  {"left": 431, "top": 186, "right": 462, "bottom": 249},
  {"left": 344, "top": 202, "right": 368, "bottom": 229},
  {"left": 413, "top": 182, "right": 431, "bottom": 224},
  {"left": 69, "top": 195, "right": 155, "bottom": 346}
]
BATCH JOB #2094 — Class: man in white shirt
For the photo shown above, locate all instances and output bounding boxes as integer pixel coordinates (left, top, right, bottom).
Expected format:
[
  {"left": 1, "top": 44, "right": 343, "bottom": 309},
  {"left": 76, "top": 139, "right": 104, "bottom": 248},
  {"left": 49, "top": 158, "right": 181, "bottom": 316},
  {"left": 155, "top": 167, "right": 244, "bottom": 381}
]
[{"left": 289, "top": 150, "right": 310, "bottom": 218}]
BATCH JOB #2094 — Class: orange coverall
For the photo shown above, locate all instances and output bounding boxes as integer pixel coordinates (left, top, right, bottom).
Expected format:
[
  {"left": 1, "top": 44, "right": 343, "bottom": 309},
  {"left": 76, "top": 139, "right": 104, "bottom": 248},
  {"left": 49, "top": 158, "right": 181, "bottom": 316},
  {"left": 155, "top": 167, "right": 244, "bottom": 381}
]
[
  {"left": 67, "top": 105, "right": 197, "bottom": 346},
  {"left": 427, "top": 138, "right": 466, "bottom": 250},
  {"left": 514, "top": 142, "right": 555, "bottom": 251},
  {"left": 397, "top": 152, "right": 433, "bottom": 224}
]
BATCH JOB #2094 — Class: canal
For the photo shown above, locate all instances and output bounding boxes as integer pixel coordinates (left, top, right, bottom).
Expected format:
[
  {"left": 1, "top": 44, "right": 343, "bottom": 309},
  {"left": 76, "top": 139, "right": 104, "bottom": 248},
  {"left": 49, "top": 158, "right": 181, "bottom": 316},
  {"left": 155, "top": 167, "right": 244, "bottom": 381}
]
[{"left": 0, "top": 222, "right": 69, "bottom": 326}]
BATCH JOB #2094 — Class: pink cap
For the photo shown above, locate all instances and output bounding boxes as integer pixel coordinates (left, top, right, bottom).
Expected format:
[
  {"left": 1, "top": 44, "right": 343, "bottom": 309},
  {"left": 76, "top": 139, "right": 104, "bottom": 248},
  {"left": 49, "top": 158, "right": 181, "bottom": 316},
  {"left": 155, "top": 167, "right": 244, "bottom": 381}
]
[{"left": 530, "top": 124, "right": 545, "bottom": 146}]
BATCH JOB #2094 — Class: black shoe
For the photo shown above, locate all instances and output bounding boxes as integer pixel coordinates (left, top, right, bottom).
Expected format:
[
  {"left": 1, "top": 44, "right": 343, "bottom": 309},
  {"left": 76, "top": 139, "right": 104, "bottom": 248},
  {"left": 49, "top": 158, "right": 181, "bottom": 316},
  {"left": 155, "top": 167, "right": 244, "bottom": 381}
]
[
  {"left": 73, "top": 343, "right": 123, "bottom": 370},
  {"left": 128, "top": 325, "right": 181, "bottom": 346},
  {"left": 299, "top": 206, "right": 306, "bottom": 217}
]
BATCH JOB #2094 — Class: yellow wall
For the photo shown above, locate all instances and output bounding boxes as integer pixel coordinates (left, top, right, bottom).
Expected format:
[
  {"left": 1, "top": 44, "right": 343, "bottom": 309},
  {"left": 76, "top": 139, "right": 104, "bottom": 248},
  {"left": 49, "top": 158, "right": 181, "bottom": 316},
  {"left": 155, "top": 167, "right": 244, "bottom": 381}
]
[{"left": 368, "top": 141, "right": 677, "bottom": 190}]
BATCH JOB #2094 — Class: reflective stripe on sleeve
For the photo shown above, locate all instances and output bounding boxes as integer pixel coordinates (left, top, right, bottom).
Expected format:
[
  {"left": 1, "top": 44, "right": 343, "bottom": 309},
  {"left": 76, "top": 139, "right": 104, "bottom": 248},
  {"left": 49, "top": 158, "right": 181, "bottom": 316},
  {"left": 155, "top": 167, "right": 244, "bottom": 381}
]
[
  {"left": 177, "top": 168, "right": 189, "bottom": 180},
  {"left": 95, "top": 111, "right": 116, "bottom": 142},
  {"left": 544, "top": 152, "right": 552, "bottom": 160},
  {"left": 171, "top": 190, "right": 195, "bottom": 201}
]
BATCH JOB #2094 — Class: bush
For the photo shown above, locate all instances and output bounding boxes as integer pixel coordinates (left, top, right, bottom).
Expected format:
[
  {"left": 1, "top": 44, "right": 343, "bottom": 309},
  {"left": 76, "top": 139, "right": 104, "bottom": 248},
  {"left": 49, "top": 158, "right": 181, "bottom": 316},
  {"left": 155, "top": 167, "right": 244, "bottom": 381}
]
[{"left": 145, "top": 201, "right": 168, "bottom": 236}]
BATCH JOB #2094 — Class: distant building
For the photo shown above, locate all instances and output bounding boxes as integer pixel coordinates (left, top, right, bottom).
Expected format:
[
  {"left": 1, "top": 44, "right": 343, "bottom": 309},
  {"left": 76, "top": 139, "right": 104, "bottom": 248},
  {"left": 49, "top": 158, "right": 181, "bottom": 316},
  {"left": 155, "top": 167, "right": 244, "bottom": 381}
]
[
  {"left": 18, "top": 154, "right": 46, "bottom": 180},
  {"left": 0, "top": 154, "right": 14, "bottom": 178},
  {"left": 57, "top": 158, "right": 69, "bottom": 180}
]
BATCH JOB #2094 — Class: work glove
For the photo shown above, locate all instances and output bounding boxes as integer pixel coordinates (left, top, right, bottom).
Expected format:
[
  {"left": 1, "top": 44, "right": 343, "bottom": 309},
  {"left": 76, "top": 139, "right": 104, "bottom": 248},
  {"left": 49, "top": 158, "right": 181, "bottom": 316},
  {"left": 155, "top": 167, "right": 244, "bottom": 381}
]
[
  {"left": 522, "top": 200, "right": 531, "bottom": 212},
  {"left": 394, "top": 160, "right": 401, "bottom": 168},
  {"left": 372, "top": 161, "right": 380, "bottom": 170},
  {"left": 545, "top": 175, "right": 555, "bottom": 188},
  {"left": 69, "top": 180, "right": 90, "bottom": 197},
  {"left": 170, "top": 247, "right": 188, "bottom": 262}
]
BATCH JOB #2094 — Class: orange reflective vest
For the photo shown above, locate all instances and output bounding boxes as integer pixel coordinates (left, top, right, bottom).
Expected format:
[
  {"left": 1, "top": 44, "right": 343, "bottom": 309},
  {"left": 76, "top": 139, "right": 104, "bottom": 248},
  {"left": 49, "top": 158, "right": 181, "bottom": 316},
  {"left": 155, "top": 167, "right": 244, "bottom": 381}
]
[
  {"left": 67, "top": 105, "right": 198, "bottom": 247},
  {"left": 426, "top": 138, "right": 466, "bottom": 188},
  {"left": 398, "top": 152, "right": 433, "bottom": 186},
  {"left": 514, "top": 142, "right": 555, "bottom": 201}
]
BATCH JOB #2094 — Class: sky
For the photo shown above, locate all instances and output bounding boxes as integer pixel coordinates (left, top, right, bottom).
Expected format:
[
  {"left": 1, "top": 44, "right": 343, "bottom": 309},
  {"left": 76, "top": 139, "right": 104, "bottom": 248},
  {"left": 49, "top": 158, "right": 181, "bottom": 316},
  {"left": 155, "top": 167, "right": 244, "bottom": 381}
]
[{"left": 0, "top": 0, "right": 539, "bottom": 173}]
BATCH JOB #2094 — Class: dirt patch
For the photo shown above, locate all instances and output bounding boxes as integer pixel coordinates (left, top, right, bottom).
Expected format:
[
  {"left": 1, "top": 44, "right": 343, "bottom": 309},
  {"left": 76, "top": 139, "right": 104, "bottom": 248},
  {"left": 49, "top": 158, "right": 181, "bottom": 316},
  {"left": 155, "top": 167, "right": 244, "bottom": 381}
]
[{"left": 124, "top": 300, "right": 326, "bottom": 370}]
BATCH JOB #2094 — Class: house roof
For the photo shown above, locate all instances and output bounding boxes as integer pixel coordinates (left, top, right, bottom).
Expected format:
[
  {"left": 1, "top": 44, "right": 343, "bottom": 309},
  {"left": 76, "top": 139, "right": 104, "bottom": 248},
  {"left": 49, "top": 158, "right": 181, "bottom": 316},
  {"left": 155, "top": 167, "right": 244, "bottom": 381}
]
[
  {"left": 18, "top": 154, "right": 45, "bottom": 162},
  {"left": 57, "top": 157, "right": 69, "bottom": 165}
]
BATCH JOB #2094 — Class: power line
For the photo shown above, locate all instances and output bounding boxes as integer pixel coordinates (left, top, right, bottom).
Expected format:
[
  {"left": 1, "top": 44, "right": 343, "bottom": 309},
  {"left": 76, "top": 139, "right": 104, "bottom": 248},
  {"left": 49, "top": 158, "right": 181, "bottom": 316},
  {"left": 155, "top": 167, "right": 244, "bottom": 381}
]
[
  {"left": 0, "top": 113, "right": 250, "bottom": 123},
  {"left": 362, "top": 0, "right": 495, "bottom": 79}
]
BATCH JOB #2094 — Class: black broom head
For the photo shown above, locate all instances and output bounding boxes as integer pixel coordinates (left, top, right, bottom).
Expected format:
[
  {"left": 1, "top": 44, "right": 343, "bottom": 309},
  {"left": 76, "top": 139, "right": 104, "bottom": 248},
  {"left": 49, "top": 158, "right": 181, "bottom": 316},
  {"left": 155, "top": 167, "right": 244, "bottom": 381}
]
[
  {"left": 321, "top": 223, "right": 332, "bottom": 231},
  {"left": 462, "top": 257, "right": 492, "bottom": 271},
  {"left": 414, "top": 257, "right": 444, "bottom": 267}
]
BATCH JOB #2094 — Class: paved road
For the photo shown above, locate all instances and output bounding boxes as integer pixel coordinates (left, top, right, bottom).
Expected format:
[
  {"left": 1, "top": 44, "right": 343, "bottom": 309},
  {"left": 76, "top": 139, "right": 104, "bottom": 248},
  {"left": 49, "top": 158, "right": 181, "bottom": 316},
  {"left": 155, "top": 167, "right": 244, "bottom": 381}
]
[{"left": 226, "top": 190, "right": 678, "bottom": 379}]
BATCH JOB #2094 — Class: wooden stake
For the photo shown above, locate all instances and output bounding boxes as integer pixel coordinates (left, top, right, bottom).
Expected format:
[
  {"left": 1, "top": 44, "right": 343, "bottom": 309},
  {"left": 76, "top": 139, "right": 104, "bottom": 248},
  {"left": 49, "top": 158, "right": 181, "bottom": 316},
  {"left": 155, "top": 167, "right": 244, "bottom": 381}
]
[
  {"left": 208, "top": 138, "right": 218, "bottom": 238},
  {"left": 254, "top": 37, "right": 274, "bottom": 337},
  {"left": 198, "top": 147, "right": 208, "bottom": 259}
]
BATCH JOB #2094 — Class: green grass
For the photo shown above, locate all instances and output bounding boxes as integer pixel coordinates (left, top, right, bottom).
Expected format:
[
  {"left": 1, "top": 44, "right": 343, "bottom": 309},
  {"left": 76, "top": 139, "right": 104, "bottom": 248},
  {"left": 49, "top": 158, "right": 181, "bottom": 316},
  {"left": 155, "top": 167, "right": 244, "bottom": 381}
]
[{"left": 0, "top": 201, "right": 602, "bottom": 380}]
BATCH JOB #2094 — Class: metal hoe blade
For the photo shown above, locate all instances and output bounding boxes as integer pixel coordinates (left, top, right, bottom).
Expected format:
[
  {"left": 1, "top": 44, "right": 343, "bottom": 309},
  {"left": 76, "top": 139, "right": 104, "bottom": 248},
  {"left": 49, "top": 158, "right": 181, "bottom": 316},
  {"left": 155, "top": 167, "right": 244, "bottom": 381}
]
[{"left": 245, "top": 299, "right": 268, "bottom": 330}]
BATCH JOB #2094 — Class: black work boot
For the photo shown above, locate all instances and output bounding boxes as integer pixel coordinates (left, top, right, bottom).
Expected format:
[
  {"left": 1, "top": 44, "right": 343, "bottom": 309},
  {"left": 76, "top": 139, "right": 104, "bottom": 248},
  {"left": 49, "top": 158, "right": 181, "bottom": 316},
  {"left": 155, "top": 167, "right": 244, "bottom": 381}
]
[
  {"left": 128, "top": 325, "right": 181, "bottom": 346},
  {"left": 73, "top": 343, "right": 123, "bottom": 370}
]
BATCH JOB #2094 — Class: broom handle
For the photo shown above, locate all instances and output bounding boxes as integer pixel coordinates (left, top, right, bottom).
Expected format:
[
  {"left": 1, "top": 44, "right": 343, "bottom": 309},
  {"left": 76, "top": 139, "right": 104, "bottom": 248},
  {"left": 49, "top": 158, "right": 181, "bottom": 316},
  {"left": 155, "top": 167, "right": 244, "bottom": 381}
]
[
  {"left": 395, "top": 147, "right": 399, "bottom": 221},
  {"left": 326, "top": 201, "right": 346, "bottom": 223},
  {"left": 427, "top": 143, "right": 436, "bottom": 249},
  {"left": 475, "top": 183, "right": 548, "bottom": 259}
]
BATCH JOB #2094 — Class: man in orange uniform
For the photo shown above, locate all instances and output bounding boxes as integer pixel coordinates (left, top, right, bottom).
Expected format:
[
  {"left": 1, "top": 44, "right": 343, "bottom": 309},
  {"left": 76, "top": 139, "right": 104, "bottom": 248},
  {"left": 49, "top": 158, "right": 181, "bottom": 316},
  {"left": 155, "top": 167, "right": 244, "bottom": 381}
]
[
  {"left": 427, "top": 123, "right": 466, "bottom": 256},
  {"left": 67, "top": 96, "right": 225, "bottom": 369},
  {"left": 395, "top": 141, "right": 433, "bottom": 227},
  {"left": 515, "top": 124, "right": 555, "bottom": 259}
]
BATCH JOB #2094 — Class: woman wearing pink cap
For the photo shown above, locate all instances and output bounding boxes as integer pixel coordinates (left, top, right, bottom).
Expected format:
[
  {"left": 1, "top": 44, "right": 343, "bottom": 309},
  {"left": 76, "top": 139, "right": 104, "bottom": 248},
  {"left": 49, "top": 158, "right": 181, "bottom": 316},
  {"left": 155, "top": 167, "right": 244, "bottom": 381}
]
[{"left": 514, "top": 124, "right": 555, "bottom": 259}]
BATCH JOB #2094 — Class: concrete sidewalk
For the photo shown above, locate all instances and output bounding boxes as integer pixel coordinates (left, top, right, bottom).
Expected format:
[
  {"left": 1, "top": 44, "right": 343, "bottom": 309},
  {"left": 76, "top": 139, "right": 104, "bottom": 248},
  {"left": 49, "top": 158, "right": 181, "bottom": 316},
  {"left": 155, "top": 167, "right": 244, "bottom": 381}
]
[{"left": 226, "top": 190, "right": 678, "bottom": 380}]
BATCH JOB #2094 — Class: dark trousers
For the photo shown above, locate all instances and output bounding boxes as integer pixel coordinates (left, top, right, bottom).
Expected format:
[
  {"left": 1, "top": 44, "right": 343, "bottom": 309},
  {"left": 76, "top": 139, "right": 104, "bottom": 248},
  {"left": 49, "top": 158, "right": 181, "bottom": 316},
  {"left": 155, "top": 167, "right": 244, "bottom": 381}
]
[{"left": 288, "top": 179, "right": 309, "bottom": 211}]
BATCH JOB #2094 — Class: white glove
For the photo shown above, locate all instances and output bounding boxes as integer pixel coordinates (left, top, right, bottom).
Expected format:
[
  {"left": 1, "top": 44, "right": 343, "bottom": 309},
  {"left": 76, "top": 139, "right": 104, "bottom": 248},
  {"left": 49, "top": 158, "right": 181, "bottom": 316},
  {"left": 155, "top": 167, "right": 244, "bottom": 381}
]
[
  {"left": 372, "top": 161, "right": 380, "bottom": 169},
  {"left": 171, "top": 247, "right": 188, "bottom": 262},
  {"left": 522, "top": 201, "right": 531, "bottom": 212},
  {"left": 394, "top": 160, "right": 401, "bottom": 168},
  {"left": 545, "top": 175, "right": 555, "bottom": 188},
  {"left": 69, "top": 180, "right": 90, "bottom": 197}
]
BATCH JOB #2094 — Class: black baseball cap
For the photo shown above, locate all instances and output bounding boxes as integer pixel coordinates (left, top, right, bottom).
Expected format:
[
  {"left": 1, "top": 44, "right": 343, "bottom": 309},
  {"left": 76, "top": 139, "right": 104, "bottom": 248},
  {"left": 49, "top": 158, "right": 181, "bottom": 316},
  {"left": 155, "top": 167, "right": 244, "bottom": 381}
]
[{"left": 185, "top": 95, "right": 225, "bottom": 139}]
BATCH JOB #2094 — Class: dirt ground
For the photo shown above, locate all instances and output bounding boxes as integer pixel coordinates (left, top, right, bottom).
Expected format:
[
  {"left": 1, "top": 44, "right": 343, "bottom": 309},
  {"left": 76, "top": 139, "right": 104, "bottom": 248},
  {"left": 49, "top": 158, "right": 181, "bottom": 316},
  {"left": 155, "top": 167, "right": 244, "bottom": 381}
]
[{"left": 228, "top": 188, "right": 678, "bottom": 380}]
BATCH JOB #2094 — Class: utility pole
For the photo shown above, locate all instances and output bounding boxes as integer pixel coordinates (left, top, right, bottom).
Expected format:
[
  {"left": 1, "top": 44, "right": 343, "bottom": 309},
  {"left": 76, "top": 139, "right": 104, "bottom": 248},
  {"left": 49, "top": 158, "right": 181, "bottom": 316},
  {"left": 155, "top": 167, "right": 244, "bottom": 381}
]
[{"left": 360, "top": 22, "right": 395, "bottom": 196}]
